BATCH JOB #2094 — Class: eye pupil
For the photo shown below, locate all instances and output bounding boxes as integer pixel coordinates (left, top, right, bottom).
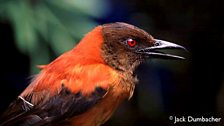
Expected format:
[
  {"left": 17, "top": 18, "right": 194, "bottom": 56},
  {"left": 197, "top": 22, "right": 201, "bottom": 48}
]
[{"left": 127, "top": 39, "right": 137, "bottom": 47}]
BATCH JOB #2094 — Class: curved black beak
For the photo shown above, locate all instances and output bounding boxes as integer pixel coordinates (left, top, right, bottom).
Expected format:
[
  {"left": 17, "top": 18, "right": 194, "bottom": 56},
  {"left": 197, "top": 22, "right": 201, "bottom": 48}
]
[{"left": 137, "top": 39, "right": 187, "bottom": 59}]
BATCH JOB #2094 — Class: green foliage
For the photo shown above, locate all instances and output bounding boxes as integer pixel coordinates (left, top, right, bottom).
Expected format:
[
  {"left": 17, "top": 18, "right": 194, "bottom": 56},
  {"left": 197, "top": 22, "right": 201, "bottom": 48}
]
[{"left": 0, "top": 0, "right": 110, "bottom": 73}]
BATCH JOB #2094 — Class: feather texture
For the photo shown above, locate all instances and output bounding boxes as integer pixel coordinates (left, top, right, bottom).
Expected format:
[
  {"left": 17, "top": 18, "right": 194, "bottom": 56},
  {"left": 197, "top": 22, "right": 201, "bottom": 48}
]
[{"left": 0, "top": 26, "right": 121, "bottom": 126}]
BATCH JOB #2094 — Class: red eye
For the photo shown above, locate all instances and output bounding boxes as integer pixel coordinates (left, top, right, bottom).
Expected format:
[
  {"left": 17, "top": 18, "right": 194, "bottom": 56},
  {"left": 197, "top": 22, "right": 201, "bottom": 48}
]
[{"left": 127, "top": 39, "right": 137, "bottom": 47}]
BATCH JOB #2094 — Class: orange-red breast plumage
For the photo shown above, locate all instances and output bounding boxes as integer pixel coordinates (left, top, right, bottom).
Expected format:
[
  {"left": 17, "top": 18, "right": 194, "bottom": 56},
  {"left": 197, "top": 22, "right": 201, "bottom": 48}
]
[{"left": 0, "top": 22, "right": 186, "bottom": 126}]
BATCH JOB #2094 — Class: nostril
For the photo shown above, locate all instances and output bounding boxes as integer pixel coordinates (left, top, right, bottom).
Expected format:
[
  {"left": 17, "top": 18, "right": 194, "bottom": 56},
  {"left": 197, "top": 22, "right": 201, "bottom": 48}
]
[{"left": 154, "top": 42, "right": 160, "bottom": 46}]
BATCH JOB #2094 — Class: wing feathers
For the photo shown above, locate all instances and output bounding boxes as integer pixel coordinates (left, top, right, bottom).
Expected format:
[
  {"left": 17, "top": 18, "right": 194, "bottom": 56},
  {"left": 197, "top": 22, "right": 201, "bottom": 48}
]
[
  {"left": 0, "top": 64, "right": 120, "bottom": 126},
  {"left": 0, "top": 85, "right": 108, "bottom": 126}
]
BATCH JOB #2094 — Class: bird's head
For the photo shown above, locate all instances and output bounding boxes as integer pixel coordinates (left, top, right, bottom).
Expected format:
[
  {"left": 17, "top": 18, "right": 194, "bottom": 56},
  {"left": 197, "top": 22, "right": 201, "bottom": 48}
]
[
  {"left": 73, "top": 22, "right": 186, "bottom": 73},
  {"left": 101, "top": 22, "right": 186, "bottom": 72}
]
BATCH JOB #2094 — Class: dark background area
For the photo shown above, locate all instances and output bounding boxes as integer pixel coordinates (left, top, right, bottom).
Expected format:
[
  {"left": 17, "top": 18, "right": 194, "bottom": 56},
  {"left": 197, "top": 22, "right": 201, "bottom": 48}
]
[{"left": 0, "top": 0, "right": 224, "bottom": 126}]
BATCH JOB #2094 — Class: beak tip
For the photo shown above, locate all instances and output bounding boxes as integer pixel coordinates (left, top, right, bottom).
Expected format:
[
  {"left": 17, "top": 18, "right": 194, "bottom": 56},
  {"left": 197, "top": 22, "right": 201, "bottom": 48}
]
[{"left": 180, "top": 57, "right": 186, "bottom": 60}]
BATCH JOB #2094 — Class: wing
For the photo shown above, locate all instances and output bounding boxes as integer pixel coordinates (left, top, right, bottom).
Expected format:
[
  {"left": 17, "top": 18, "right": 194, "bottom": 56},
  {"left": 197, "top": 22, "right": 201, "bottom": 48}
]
[
  {"left": 0, "top": 85, "right": 107, "bottom": 126},
  {"left": 0, "top": 64, "right": 119, "bottom": 126}
]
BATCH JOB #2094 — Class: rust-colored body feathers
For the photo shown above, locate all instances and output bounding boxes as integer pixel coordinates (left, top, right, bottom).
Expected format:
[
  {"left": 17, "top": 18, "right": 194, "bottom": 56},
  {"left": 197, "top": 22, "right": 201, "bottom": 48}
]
[{"left": 21, "top": 26, "right": 115, "bottom": 100}]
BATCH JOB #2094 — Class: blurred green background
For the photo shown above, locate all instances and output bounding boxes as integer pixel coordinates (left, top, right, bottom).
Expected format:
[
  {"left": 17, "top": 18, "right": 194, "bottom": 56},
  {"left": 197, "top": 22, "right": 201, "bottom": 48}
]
[
  {"left": 0, "top": 0, "right": 223, "bottom": 126},
  {"left": 0, "top": 0, "right": 110, "bottom": 73}
]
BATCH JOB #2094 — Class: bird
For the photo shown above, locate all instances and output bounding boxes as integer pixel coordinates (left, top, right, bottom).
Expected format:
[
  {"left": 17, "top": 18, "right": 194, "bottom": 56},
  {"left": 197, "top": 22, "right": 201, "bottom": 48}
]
[{"left": 0, "top": 22, "right": 186, "bottom": 126}]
